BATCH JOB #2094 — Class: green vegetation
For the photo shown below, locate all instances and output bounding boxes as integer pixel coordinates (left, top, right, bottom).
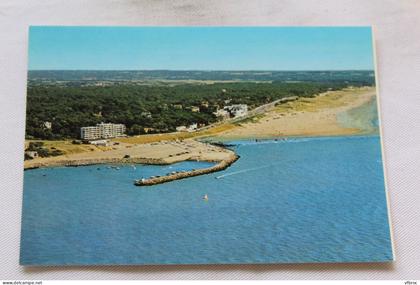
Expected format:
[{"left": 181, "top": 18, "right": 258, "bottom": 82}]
[
  {"left": 26, "top": 81, "right": 360, "bottom": 140},
  {"left": 25, "top": 142, "right": 64, "bottom": 159}
]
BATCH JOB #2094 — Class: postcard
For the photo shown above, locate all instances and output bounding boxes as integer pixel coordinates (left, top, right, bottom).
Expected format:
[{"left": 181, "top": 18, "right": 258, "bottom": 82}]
[{"left": 21, "top": 26, "right": 393, "bottom": 265}]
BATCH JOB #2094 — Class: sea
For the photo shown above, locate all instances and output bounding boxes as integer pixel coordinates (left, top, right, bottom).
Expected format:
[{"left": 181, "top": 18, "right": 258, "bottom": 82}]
[{"left": 20, "top": 135, "right": 393, "bottom": 265}]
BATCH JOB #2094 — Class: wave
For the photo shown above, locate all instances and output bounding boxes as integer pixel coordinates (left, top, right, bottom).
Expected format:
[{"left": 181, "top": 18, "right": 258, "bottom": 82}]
[
  {"left": 228, "top": 134, "right": 379, "bottom": 147},
  {"left": 216, "top": 163, "right": 281, "bottom": 179}
]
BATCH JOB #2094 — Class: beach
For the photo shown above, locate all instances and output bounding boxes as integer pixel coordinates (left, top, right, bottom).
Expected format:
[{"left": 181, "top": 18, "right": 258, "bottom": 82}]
[{"left": 216, "top": 86, "right": 377, "bottom": 139}]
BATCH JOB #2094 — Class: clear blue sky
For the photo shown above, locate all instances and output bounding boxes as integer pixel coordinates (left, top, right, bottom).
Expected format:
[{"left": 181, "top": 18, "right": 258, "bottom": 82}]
[{"left": 28, "top": 26, "right": 374, "bottom": 71}]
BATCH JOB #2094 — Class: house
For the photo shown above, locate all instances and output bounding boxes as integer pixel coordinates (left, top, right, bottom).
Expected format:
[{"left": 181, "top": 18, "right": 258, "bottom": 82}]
[
  {"left": 141, "top": 111, "right": 152, "bottom": 118},
  {"left": 176, "top": 126, "right": 187, "bottom": 132},
  {"left": 224, "top": 104, "right": 248, "bottom": 118},
  {"left": 143, "top": 127, "right": 156, "bottom": 133},
  {"left": 214, "top": 109, "right": 230, "bottom": 120},
  {"left": 89, "top": 140, "right": 109, "bottom": 146},
  {"left": 190, "top": 106, "right": 200, "bottom": 112},
  {"left": 25, "top": 151, "right": 38, "bottom": 159},
  {"left": 173, "top": 104, "right": 183, "bottom": 110},
  {"left": 187, "top": 123, "right": 198, "bottom": 132},
  {"left": 43, "top": 121, "right": 52, "bottom": 129}
]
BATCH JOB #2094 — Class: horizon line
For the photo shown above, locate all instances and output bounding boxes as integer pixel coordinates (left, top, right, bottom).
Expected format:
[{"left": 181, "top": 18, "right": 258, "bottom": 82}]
[{"left": 28, "top": 69, "right": 375, "bottom": 72}]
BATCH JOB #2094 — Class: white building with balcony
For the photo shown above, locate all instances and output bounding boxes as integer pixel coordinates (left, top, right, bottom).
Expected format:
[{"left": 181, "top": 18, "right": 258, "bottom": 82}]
[{"left": 80, "top": 123, "right": 126, "bottom": 140}]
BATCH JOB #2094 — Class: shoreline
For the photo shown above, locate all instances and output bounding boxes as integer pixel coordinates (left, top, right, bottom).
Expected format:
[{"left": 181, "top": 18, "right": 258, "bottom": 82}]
[
  {"left": 24, "top": 155, "right": 230, "bottom": 170},
  {"left": 204, "top": 132, "right": 380, "bottom": 143},
  {"left": 25, "top": 133, "right": 379, "bottom": 171},
  {"left": 214, "top": 86, "right": 377, "bottom": 140},
  {"left": 24, "top": 139, "right": 237, "bottom": 171},
  {"left": 24, "top": 86, "right": 378, "bottom": 186}
]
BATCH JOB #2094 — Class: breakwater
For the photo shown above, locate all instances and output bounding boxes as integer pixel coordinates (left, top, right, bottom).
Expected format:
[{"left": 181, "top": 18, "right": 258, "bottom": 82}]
[
  {"left": 134, "top": 154, "right": 239, "bottom": 186},
  {"left": 24, "top": 157, "right": 171, "bottom": 170}
]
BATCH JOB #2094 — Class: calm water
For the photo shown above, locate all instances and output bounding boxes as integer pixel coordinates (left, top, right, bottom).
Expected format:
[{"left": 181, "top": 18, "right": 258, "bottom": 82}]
[{"left": 20, "top": 136, "right": 393, "bottom": 265}]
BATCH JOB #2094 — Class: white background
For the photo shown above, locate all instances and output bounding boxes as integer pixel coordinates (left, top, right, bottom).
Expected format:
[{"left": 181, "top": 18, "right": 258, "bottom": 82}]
[{"left": 0, "top": 0, "right": 419, "bottom": 280}]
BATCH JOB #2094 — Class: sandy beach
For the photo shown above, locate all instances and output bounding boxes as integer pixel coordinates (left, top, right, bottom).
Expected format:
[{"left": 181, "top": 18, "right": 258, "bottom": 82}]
[{"left": 215, "top": 86, "right": 377, "bottom": 139}]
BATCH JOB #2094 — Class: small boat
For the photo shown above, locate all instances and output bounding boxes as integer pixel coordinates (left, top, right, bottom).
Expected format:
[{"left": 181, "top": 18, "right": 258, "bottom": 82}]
[
  {"left": 203, "top": 194, "right": 208, "bottom": 201},
  {"left": 116, "top": 167, "right": 120, "bottom": 170}
]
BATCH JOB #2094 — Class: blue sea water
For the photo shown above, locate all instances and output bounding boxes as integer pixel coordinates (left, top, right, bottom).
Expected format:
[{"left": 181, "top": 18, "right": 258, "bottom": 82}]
[{"left": 20, "top": 135, "right": 393, "bottom": 265}]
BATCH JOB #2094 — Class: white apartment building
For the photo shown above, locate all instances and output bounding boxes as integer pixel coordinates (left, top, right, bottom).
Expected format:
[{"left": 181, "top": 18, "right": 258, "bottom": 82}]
[
  {"left": 80, "top": 123, "right": 126, "bottom": 140},
  {"left": 224, "top": 104, "right": 248, "bottom": 118}
]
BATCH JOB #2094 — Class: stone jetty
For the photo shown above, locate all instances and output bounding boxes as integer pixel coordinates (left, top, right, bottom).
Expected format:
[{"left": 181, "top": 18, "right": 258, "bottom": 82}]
[{"left": 134, "top": 153, "right": 239, "bottom": 186}]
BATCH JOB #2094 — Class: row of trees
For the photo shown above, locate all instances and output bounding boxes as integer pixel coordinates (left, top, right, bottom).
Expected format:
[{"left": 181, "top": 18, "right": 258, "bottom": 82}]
[{"left": 26, "top": 81, "right": 351, "bottom": 140}]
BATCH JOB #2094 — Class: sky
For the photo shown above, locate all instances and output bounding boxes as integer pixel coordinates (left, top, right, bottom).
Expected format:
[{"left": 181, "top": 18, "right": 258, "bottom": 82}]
[{"left": 28, "top": 27, "right": 374, "bottom": 71}]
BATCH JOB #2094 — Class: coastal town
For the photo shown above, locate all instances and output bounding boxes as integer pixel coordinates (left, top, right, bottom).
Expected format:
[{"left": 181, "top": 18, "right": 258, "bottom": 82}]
[
  {"left": 24, "top": 86, "right": 377, "bottom": 186},
  {"left": 24, "top": 101, "right": 251, "bottom": 185},
  {"left": 25, "top": 103, "right": 250, "bottom": 158}
]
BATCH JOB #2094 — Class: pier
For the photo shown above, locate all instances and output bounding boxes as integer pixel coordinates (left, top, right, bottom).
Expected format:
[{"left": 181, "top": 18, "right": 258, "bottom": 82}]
[{"left": 134, "top": 154, "right": 239, "bottom": 186}]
